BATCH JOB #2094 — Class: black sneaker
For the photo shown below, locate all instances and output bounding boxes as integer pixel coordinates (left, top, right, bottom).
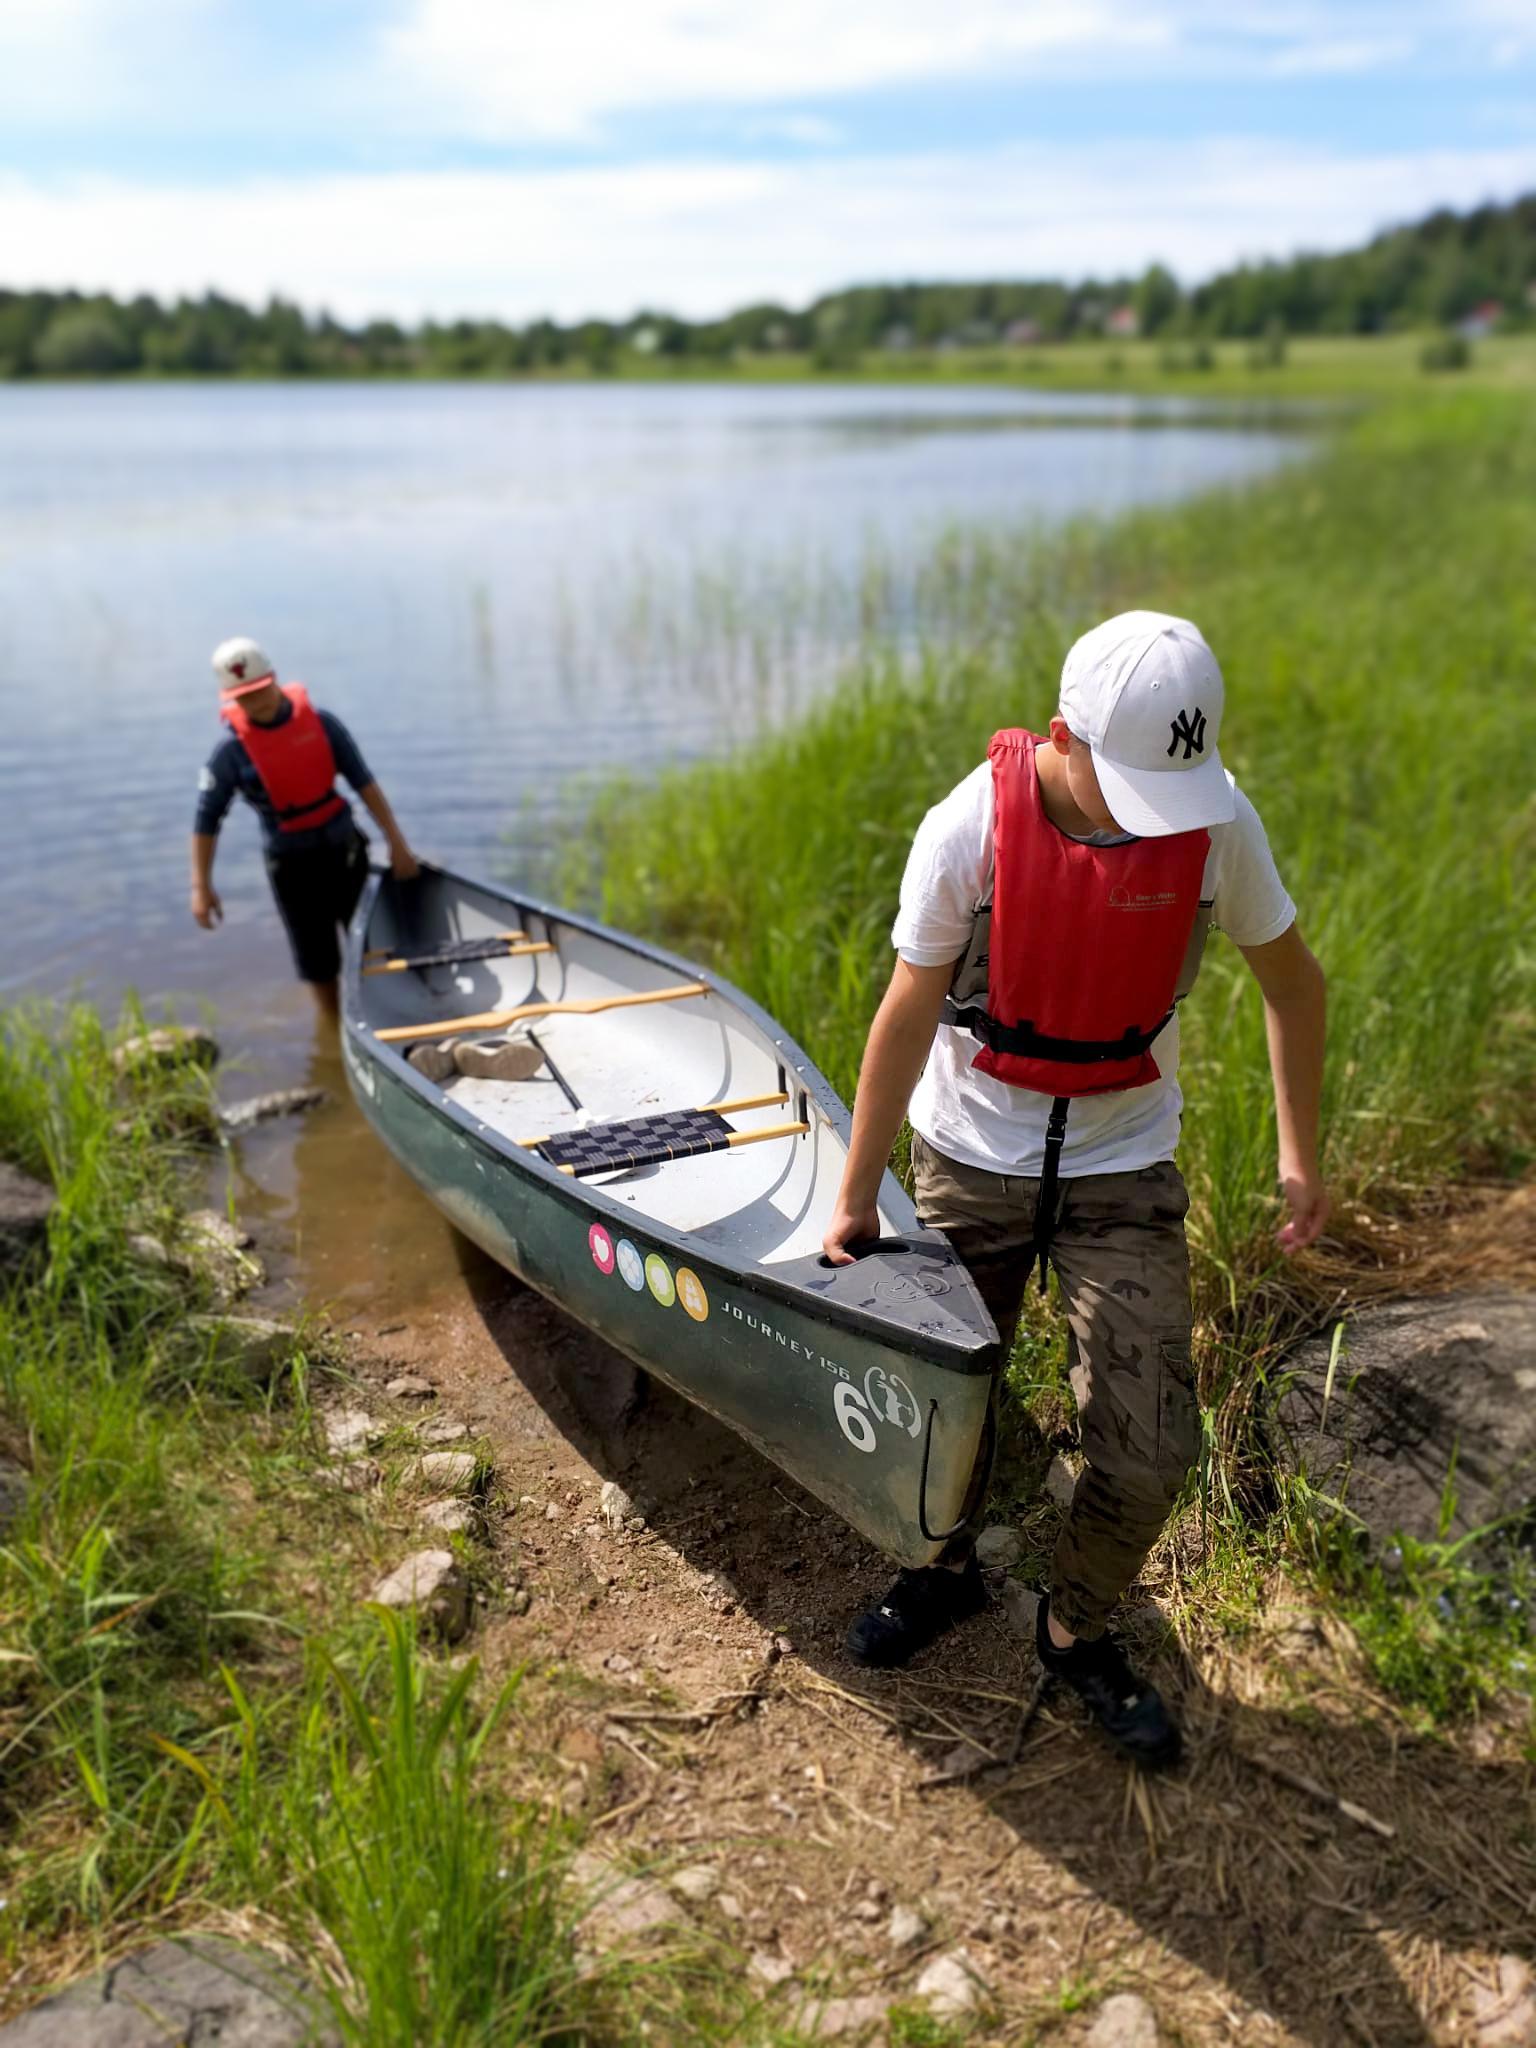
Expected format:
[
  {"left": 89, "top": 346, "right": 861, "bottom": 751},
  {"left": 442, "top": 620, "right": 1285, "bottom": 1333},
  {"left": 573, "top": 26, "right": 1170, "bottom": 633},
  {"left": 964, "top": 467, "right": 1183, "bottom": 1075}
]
[
  {"left": 845, "top": 1555, "right": 987, "bottom": 1668},
  {"left": 1035, "top": 1595, "right": 1182, "bottom": 1769}
]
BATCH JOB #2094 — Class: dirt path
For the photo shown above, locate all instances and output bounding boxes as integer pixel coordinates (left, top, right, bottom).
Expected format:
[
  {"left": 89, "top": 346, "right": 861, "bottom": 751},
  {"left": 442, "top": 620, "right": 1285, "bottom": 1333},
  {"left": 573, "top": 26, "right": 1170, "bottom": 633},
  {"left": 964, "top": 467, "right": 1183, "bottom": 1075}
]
[{"left": 278, "top": 1221, "right": 1535, "bottom": 2048}]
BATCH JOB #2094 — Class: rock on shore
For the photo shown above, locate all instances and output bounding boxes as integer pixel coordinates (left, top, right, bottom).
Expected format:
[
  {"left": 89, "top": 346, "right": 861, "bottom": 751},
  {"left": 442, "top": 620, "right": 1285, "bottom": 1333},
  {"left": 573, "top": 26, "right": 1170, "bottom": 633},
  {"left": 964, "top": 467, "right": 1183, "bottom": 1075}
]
[
  {"left": 0, "top": 1162, "right": 54, "bottom": 1267},
  {"left": 1276, "top": 1291, "right": 1536, "bottom": 1542},
  {"left": 111, "top": 1028, "right": 219, "bottom": 1079},
  {"left": 0, "top": 1936, "right": 335, "bottom": 2046}
]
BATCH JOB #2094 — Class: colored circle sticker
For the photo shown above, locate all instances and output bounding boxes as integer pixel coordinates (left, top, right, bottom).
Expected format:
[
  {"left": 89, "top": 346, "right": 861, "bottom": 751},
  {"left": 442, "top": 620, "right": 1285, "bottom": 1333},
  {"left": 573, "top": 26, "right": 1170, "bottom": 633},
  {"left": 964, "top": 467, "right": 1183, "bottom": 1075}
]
[
  {"left": 616, "top": 1239, "right": 645, "bottom": 1292},
  {"left": 588, "top": 1223, "right": 615, "bottom": 1275},
  {"left": 644, "top": 1253, "right": 676, "bottom": 1307},
  {"left": 676, "top": 1267, "right": 709, "bottom": 1323}
]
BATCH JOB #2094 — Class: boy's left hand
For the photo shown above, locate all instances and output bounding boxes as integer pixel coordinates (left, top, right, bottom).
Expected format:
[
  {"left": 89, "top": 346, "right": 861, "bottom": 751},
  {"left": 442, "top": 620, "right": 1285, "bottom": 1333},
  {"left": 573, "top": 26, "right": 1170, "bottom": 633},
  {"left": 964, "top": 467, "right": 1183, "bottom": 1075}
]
[
  {"left": 1277, "top": 1167, "right": 1329, "bottom": 1254},
  {"left": 391, "top": 845, "right": 421, "bottom": 882}
]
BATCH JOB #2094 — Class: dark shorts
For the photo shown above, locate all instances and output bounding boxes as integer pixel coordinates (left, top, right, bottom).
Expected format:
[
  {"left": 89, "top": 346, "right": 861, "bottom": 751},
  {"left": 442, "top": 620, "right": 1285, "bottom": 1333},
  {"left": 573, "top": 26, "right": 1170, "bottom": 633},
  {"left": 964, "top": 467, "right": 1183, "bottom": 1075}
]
[{"left": 264, "top": 827, "right": 369, "bottom": 984}]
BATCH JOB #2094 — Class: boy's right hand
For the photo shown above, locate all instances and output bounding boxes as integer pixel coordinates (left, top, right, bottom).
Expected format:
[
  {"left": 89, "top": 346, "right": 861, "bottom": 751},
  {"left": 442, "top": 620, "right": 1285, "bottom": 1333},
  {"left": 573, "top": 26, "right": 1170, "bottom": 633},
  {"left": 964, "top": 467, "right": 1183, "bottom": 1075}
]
[
  {"left": 822, "top": 1198, "right": 881, "bottom": 1266},
  {"left": 191, "top": 883, "right": 223, "bottom": 930}
]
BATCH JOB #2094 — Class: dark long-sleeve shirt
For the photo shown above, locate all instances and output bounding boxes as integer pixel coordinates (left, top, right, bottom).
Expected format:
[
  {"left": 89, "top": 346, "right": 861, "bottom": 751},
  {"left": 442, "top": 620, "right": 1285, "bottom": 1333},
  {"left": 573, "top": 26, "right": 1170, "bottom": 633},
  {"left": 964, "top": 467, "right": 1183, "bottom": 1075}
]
[{"left": 194, "top": 701, "right": 373, "bottom": 855}]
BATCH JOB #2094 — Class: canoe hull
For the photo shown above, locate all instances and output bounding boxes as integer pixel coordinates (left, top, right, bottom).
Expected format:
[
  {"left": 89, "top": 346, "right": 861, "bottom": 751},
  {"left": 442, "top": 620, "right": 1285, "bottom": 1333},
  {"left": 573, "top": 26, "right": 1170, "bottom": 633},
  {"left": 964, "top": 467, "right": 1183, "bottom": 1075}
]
[{"left": 344, "top": 1033, "right": 990, "bottom": 1565}]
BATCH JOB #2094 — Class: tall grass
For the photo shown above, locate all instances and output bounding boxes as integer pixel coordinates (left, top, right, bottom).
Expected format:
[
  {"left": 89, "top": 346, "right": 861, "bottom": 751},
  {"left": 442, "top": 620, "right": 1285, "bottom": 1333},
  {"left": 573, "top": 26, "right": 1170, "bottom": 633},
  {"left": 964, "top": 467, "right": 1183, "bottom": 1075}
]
[
  {"left": 569, "top": 392, "right": 1536, "bottom": 1333},
  {"left": 0, "top": 1009, "right": 592, "bottom": 2038}
]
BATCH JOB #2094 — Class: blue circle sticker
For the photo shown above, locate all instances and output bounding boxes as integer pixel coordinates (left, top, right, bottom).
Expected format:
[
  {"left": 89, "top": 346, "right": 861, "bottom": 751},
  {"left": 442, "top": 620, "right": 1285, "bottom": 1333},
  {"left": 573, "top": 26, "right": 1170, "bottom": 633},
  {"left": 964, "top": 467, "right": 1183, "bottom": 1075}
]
[{"left": 616, "top": 1239, "right": 645, "bottom": 1291}]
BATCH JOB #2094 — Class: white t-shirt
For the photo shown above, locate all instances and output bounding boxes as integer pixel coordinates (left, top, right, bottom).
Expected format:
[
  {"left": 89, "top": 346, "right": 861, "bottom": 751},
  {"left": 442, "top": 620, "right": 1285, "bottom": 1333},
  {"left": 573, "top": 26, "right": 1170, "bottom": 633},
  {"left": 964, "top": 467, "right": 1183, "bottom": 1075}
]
[{"left": 893, "top": 762, "right": 1296, "bottom": 1178}]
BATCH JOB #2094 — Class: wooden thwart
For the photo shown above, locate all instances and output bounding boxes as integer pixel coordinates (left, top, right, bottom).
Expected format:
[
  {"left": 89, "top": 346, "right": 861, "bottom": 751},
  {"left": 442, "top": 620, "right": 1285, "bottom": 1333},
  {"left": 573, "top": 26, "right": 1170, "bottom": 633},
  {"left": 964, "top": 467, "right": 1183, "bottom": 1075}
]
[
  {"left": 375, "top": 980, "right": 710, "bottom": 1045},
  {"left": 363, "top": 939, "right": 551, "bottom": 977}
]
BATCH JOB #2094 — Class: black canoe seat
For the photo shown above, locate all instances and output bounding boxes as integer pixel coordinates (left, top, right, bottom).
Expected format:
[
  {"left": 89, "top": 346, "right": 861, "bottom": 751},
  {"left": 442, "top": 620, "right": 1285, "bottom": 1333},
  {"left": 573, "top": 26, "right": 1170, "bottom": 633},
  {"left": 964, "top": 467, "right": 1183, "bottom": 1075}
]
[
  {"left": 363, "top": 932, "right": 539, "bottom": 975},
  {"left": 536, "top": 1107, "right": 736, "bottom": 1177},
  {"left": 400, "top": 935, "right": 528, "bottom": 969},
  {"left": 535, "top": 1105, "right": 808, "bottom": 1177}
]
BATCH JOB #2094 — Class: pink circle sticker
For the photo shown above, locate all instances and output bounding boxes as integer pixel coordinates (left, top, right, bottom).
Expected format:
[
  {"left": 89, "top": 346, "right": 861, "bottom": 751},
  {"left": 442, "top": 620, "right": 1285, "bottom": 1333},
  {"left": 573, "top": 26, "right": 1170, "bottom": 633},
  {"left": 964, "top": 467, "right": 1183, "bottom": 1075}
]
[{"left": 588, "top": 1223, "right": 615, "bottom": 1275}]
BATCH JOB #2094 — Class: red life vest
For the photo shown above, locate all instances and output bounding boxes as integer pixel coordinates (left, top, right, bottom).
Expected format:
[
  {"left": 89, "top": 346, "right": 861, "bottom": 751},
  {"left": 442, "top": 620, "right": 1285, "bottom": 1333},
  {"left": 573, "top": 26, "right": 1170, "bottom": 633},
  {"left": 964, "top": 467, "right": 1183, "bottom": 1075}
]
[
  {"left": 220, "top": 683, "right": 348, "bottom": 836},
  {"left": 945, "top": 729, "right": 1209, "bottom": 1098}
]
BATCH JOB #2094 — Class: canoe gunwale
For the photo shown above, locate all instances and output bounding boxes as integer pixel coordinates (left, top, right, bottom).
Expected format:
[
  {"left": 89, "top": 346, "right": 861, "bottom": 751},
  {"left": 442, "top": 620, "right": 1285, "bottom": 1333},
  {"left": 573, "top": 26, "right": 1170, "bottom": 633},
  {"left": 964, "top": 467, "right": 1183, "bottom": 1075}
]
[{"left": 342, "top": 864, "right": 1000, "bottom": 1378}]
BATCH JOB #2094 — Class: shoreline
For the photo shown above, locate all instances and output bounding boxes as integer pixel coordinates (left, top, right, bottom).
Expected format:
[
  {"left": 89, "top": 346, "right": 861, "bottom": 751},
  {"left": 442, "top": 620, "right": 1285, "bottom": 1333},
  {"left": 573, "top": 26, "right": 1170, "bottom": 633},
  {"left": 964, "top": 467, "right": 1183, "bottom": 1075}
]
[{"left": 1, "top": 330, "right": 1532, "bottom": 400}]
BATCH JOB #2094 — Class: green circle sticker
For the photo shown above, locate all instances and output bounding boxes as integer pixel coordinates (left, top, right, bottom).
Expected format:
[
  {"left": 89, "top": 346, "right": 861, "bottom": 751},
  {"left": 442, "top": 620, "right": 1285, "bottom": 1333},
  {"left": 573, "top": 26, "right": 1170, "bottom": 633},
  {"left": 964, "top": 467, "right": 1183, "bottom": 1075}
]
[{"left": 644, "top": 1253, "right": 676, "bottom": 1307}]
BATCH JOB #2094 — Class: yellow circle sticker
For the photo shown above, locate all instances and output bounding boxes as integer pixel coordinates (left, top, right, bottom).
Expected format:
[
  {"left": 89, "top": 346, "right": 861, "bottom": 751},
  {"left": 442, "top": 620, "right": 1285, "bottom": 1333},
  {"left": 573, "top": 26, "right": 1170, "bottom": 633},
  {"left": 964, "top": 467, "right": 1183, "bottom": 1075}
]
[
  {"left": 676, "top": 1267, "right": 709, "bottom": 1322},
  {"left": 644, "top": 1253, "right": 676, "bottom": 1307}
]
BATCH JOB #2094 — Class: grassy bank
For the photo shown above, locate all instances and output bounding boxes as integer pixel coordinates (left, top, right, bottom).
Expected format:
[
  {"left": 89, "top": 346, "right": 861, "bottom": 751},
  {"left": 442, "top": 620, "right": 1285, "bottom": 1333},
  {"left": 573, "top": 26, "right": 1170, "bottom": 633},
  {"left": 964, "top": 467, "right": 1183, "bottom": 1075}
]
[
  {"left": 569, "top": 390, "right": 1536, "bottom": 1719},
  {"left": 0, "top": 1013, "right": 738, "bottom": 2040}
]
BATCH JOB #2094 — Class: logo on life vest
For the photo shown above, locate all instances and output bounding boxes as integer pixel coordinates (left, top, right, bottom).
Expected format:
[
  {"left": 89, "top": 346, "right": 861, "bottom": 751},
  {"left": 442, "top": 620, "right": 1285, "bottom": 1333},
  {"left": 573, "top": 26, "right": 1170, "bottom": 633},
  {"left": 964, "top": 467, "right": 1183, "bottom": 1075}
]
[
  {"left": 1167, "top": 707, "right": 1207, "bottom": 760},
  {"left": 1108, "top": 885, "right": 1177, "bottom": 911}
]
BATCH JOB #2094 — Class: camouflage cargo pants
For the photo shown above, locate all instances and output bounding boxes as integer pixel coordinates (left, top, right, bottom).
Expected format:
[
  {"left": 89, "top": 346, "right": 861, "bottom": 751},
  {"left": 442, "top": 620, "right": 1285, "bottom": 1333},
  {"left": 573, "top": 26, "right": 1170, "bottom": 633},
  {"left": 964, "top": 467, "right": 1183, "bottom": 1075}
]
[{"left": 912, "top": 1134, "right": 1200, "bottom": 1640}]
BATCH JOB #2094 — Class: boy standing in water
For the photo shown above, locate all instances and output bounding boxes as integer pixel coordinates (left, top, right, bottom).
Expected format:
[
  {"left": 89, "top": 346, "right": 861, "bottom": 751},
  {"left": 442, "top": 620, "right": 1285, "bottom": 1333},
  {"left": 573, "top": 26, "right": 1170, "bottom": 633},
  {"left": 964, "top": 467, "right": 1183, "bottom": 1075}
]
[
  {"left": 823, "top": 612, "right": 1328, "bottom": 1766},
  {"left": 190, "top": 636, "right": 419, "bottom": 1021}
]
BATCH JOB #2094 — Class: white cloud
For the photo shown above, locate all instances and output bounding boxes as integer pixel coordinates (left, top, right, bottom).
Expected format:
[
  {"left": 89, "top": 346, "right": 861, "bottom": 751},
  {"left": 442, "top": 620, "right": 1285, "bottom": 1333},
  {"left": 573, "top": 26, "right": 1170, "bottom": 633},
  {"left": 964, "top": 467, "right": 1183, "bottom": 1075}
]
[
  {"left": 378, "top": 0, "right": 1176, "bottom": 141},
  {"left": 0, "top": 0, "right": 212, "bottom": 123},
  {"left": 1266, "top": 36, "right": 1416, "bottom": 76},
  {"left": 4, "top": 137, "right": 1534, "bottom": 325},
  {"left": 737, "top": 114, "right": 845, "bottom": 148}
]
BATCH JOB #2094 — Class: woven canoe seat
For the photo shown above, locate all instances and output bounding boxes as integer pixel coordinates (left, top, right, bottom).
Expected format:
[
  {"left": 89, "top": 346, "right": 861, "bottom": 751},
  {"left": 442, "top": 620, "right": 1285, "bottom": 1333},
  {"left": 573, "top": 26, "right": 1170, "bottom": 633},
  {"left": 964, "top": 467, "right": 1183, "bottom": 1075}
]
[
  {"left": 386, "top": 935, "right": 529, "bottom": 971},
  {"left": 536, "top": 1107, "right": 735, "bottom": 1177}
]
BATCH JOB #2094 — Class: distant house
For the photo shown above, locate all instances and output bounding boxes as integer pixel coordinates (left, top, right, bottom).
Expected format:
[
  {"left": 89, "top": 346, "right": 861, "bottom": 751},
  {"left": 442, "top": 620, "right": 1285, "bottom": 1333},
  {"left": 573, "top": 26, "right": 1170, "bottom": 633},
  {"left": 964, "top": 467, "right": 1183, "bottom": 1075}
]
[
  {"left": 629, "top": 324, "right": 661, "bottom": 354},
  {"left": 881, "top": 323, "right": 914, "bottom": 352},
  {"left": 1004, "top": 318, "right": 1042, "bottom": 346},
  {"left": 1106, "top": 305, "right": 1141, "bottom": 339},
  {"left": 1456, "top": 300, "right": 1503, "bottom": 340}
]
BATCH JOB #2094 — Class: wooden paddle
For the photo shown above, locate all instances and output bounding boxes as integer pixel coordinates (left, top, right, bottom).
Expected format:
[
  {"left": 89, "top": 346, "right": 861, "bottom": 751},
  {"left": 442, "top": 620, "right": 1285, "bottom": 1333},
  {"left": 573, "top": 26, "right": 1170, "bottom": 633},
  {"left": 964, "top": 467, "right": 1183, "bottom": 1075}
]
[
  {"left": 374, "top": 981, "right": 710, "bottom": 1045},
  {"left": 363, "top": 940, "right": 552, "bottom": 978}
]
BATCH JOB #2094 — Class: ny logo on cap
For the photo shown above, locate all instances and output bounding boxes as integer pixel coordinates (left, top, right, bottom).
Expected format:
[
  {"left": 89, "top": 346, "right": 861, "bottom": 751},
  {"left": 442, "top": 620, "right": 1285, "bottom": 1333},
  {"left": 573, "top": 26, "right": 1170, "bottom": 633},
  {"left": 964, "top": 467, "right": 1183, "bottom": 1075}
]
[
  {"left": 229, "top": 659, "right": 247, "bottom": 679},
  {"left": 1167, "top": 707, "right": 1206, "bottom": 760}
]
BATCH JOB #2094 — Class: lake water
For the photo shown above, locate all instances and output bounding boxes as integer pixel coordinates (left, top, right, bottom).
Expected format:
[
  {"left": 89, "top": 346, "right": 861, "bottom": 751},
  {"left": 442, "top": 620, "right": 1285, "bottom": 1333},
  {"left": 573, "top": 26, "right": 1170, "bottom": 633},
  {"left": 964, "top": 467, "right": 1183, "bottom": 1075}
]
[{"left": 0, "top": 380, "right": 1303, "bottom": 1313}]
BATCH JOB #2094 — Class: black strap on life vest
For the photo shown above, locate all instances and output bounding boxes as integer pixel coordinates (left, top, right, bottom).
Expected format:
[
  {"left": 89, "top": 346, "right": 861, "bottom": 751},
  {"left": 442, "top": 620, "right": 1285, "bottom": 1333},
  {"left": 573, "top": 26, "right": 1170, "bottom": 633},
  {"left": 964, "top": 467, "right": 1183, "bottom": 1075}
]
[
  {"left": 273, "top": 790, "right": 343, "bottom": 828},
  {"left": 941, "top": 1001, "right": 1174, "bottom": 1065},
  {"left": 1030, "top": 1096, "right": 1070, "bottom": 1295}
]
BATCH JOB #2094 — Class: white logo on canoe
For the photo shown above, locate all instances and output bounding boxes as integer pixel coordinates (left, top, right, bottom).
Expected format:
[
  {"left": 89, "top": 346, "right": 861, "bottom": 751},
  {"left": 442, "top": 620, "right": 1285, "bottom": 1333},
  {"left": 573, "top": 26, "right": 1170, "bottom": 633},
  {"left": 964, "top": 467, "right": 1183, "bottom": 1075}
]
[{"left": 834, "top": 1366, "right": 922, "bottom": 1453}]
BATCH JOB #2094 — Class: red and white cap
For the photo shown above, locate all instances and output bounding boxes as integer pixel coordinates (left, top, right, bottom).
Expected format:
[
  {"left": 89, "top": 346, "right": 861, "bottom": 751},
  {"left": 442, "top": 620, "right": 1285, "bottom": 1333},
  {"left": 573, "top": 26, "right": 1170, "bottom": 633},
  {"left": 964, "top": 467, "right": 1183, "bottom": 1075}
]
[
  {"left": 212, "top": 636, "right": 276, "bottom": 697},
  {"left": 1059, "top": 610, "right": 1234, "bottom": 837}
]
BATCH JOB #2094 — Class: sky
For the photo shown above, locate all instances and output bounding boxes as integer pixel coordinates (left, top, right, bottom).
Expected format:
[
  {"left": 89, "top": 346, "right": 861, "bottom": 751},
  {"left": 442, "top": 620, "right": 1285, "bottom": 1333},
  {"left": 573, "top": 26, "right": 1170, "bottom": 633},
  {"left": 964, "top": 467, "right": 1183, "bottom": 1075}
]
[{"left": 2, "top": 1, "right": 1534, "bottom": 325}]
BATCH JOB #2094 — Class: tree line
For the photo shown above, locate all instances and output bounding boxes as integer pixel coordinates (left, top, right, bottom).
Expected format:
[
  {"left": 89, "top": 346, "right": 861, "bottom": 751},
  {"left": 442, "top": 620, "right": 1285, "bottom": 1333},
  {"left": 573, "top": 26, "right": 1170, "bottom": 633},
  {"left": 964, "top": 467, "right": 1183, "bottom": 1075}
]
[{"left": 3, "top": 191, "right": 1532, "bottom": 379}]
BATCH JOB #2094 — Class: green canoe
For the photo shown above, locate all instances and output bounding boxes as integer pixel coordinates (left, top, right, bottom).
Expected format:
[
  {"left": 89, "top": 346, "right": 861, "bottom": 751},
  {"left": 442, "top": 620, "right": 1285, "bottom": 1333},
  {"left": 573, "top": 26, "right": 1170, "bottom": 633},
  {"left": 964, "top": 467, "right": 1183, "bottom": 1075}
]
[{"left": 342, "top": 863, "right": 999, "bottom": 1566}]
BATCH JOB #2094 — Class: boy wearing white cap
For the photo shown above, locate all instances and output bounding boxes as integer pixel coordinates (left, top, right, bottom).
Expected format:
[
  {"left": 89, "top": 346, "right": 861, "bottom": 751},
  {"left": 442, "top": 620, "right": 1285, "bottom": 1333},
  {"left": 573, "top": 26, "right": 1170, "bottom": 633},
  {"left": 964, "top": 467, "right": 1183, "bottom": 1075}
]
[
  {"left": 191, "top": 637, "right": 419, "bottom": 1020},
  {"left": 824, "top": 612, "right": 1327, "bottom": 1765}
]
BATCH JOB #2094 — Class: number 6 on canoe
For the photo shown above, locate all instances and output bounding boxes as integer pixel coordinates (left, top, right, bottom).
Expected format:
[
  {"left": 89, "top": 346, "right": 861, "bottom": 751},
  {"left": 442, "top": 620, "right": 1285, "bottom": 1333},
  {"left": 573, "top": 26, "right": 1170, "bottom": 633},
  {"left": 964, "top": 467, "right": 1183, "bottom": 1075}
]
[{"left": 373, "top": 981, "right": 711, "bottom": 1044}]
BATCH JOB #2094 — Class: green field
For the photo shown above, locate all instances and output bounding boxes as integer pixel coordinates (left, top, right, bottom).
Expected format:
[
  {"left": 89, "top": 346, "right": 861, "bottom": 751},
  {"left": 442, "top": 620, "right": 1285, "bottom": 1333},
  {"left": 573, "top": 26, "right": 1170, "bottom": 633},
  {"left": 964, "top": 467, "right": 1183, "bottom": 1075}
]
[{"left": 610, "top": 330, "right": 1536, "bottom": 401}]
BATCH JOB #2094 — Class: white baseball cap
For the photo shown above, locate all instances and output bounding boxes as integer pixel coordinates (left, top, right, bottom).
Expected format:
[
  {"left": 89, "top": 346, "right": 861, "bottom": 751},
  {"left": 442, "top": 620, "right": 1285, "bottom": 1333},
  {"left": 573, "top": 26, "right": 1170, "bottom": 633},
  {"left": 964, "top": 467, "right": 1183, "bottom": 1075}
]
[
  {"left": 1058, "top": 610, "right": 1234, "bottom": 837},
  {"left": 212, "top": 635, "right": 276, "bottom": 697}
]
